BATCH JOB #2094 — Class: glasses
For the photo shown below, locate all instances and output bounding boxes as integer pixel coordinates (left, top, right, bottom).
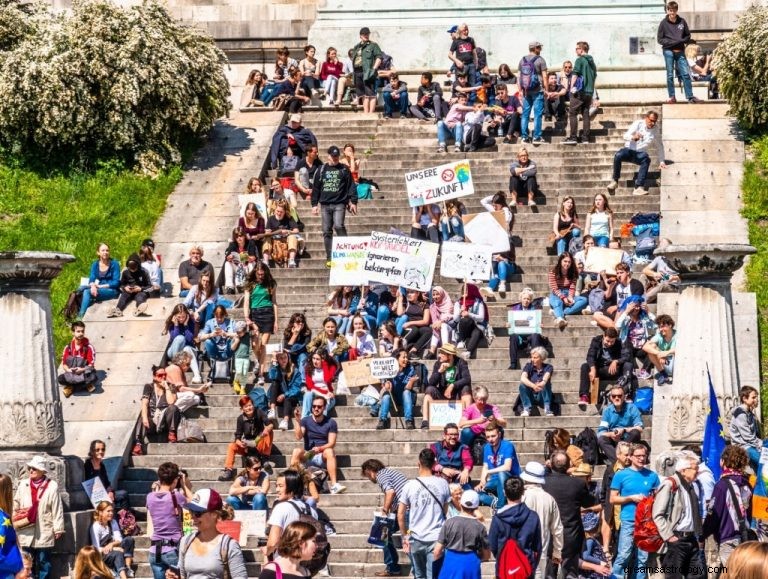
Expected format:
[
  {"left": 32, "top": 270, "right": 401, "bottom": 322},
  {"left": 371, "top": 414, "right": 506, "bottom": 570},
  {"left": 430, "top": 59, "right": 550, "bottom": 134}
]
[
  {"left": 632, "top": 454, "right": 647, "bottom": 459},
  {"left": 312, "top": 404, "right": 324, "bottom": 409},
  {"left": 190, "top": 511, "right": 206, "bottom": 518},
  {"left": 610, "top": 394, "right": 624, "bottom": 399},
  {"left": 155, "top": 373, "right": 167, "bottom": 378},
  {"left": 446, "top": 433, "right": 459, "bottom": 437},
  {"left": 250, "top": 466, "right": 262, "bottom": 472}
]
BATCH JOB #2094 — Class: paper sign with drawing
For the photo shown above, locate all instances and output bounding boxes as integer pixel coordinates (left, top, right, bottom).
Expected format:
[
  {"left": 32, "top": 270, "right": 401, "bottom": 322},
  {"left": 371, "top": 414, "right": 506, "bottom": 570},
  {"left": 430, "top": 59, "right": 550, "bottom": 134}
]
[
  {"left": 364, "top": 231, "right": 439, "bottom": 292},
  {"left": 440, "top": 243, "right": 493, "bottom": 281}
]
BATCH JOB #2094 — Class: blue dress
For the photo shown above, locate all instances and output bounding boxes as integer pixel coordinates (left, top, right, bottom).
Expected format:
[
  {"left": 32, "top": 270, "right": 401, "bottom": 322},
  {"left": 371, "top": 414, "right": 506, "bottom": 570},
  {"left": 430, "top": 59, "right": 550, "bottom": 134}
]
[{"left": 438, "top": 550, "right": 481, "bottom": 579}]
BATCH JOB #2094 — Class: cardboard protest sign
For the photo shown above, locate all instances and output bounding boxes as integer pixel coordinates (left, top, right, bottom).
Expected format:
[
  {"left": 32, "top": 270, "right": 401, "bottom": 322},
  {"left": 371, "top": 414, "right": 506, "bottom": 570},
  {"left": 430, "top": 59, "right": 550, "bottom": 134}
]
[
  {"left": 462, "top": 211, "right": 510, "bottom": 253},
  {"left": 429, "top": 401, "right": 463, "bottom": 430},
  {"left": 364, "top": 232, "right": 439, "bottom": 292},
  {"left": 341, "top": 358, "right": 375, "bottom": 387},
  {"left": 583, "top": 247, "right": 625, "bottom": 275},
  {"left": 82, "top": 477, "right": 111, "bottom": 508},
  {"left": 507, "top": 310, "right": 542, "bottom": 335},
  {"left": 238, "top": 193, "right": 267, "bottom": 219},
  {"left": 370, "top": 357, "right": 399, "bottom": 379},
  {"left": 233, "top": 510, "right": 267, "bottom": 540},
  {"left": 329, "top": 236, "right": 369, "bottom": 286},
  {"left": 405, "top": 160, "right": 474, "bottom": 207},
  {"left": 217, "top": 520, "right": 245, "bottom": 545},
  {"left": 440, "top": 243, "right": 493, "bottom": 281}
]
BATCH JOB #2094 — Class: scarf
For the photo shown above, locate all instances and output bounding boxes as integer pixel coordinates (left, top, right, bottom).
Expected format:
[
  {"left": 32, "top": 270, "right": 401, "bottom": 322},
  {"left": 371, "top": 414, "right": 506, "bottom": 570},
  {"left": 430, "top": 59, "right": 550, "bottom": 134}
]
[
  {"left": 429, "top": 286, "right": 454, "bottom": 322},
  {"left": 459, "top": 284, "right": 489, "bottom": 323},
  {"left": 678, "top": 474, "right": 703, "bottom": 535}
]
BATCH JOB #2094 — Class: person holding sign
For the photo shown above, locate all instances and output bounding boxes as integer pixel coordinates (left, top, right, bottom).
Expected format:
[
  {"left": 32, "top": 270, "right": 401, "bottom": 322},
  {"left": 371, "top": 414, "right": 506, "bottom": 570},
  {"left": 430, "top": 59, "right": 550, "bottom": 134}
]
[
  {"left": 507, "top": 288, "right": 546, "bottom": 370},
  {"left": 377, "top": 349, "right": 419, "bottom": 430},
  {"left": 423, "top": 344, "right": 472, "bottom": 430}
]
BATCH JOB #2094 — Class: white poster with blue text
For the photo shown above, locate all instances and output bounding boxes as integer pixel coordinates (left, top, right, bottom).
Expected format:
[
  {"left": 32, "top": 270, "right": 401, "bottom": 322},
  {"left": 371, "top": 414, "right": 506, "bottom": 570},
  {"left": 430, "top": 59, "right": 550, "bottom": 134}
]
[
  {"left": 364, "top": 232, "right": 439, "bottom": 292},
  {"left": 405, "top": 160, "right": 474, "bottom": 207}
]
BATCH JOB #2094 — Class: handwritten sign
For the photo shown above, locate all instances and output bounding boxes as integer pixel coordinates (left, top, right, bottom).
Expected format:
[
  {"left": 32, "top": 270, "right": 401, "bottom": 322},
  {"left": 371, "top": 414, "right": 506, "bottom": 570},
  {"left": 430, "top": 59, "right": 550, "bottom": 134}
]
[
  {"left": 583, "top": 247, "right": 625, "bottom": 275},
  {"left": 364, "top": 232, "right": 439, "bottom": 292},
  {"left": 405, "top": 160, "right": 474, "bottom": 207},
  {"left": 341, "top": 358, "right": 375, "bottom": 387},
  {"left": 370, "top": 357, "right": 399, "bottom": 379},
  {"left": 429, "top": 401, "right": 463, "bottom": 430},
  {"left": 753, "top": 440, "right": 768, "bottom": 521},
  {"left": 440, "top": 243, "right": 493, "bottom": 281},
  {"left": 462, "top": 211, "right": 510, "bottom": 253},
  {"left": 233, "top": 510, "right": 267, "bottom": 540},
  {"left": 217, "top": 520, "right": 244, "bottom": 545},
  {"left": 507, "top": 310, "right": 542, "bottom": 335},
  {"left": 81, "top": 477, "right": 111, "bottom": 508},
  {"left": 329, "top": 236, "right": 370, "bottom": 286}
]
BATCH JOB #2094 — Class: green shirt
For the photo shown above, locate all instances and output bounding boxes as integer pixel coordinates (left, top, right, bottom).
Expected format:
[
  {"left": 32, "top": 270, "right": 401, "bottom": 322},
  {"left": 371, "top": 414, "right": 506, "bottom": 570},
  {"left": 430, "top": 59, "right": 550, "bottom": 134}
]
[
  {"left": 235, "top": 333, "right": 252, "bottom": 359},
  {"left": 573, "top": 54, "right": 597, "bottom": 95},
  {"left": 351, "top": 40, "right": 382, "bottom": 81},
  {"left": 249, "top": 284, "right": 273, "bottom": 310}
]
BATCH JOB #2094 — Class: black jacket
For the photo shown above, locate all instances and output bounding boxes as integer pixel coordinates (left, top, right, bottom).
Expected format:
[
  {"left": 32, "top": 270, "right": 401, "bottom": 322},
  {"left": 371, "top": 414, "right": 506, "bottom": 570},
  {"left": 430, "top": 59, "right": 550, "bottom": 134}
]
[
  {"left": 269, "top": 124, "right": 318, "bottom": 169},
  {"left": 119, "top": 254, "right": 151, "bottom": 293},
  {"left": 542, "top": 472, "right": 595, "bottom": 557},
  {"left": 427, "top": 358, "right": 471, "bottom": 393},
  {"left": 311, "top": 163, "right": 358, "bottom": 207},
  {"left": 657, "top": 16, "right": 691, "bottom": 51},
  {"left": 585, "top": 334, "right": 632, "bottom": 368}
]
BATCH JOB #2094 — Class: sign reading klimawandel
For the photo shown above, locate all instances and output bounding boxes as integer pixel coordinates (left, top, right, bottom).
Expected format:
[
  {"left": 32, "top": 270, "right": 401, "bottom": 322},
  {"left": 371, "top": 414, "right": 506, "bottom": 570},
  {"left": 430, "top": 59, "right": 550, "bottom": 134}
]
[
  {"left": 405, "top": 159, "right": 474, "bottom": 207},
  {"left": 364, "top": 232, "right": 439, "bottom": 292}
]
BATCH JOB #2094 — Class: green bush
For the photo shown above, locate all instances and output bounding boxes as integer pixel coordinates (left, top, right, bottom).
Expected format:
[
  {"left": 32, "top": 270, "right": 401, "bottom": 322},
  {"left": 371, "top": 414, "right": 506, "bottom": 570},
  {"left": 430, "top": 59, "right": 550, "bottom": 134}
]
[
  {"left": 714, "top": 5, "right": 768, "bottom": 131},
  {"left": 0, "top": 0, "right": 230, "bottom": 173}
]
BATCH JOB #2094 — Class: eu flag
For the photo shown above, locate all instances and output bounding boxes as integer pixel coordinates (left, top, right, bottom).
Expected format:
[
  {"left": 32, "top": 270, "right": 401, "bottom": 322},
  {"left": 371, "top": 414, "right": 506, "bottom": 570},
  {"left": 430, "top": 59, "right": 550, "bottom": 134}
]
[{"left": 702, "top": 368, "right": 727, "bottom": 480}]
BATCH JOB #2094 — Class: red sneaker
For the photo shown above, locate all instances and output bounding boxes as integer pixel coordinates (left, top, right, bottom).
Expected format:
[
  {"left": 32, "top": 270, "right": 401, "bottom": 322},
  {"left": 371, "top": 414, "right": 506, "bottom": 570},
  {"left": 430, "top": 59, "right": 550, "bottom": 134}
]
[
  {"left": 132, "top": 443, "right": 143, "bottom": 456},
  {"left": 168, "top": 432, "right": 177, "bottom": 443}
]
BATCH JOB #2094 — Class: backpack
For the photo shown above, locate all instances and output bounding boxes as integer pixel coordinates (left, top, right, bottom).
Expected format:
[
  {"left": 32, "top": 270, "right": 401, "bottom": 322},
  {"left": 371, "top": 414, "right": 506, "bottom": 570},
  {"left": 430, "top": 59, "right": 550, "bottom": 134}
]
[
  {"left": 180, "top": 531, "right": 233, "bottom": 579},
  {"left": 379, "top": 52, "right": 394, "bottom": 71},
  {"left": 286, "top": 501, "right": 331, "bottom": 576},
  {"left": 248, "top": 385, "right": 270, "bottom": 412},
  {"left": 543, "top": 430, "right": 555, "bottom": 461},
  {"left": 497, "top": 537, "right": 533, "bottom": 579},
  {"left": 518, "top": 55, "right": 542, "bottom": 92},
  {"left": 630, "top": 212, "right": 661, "bottom": 226},
  {"left": 633, "top": 477, "right": 677, "bottom": 553},
  {"left": 574, "top": 427, "right": 601, "bottom": 466},
  {"left": 568, "top": 235, "right": 584, "bottom": 256},
  {"left": 61, "top": 290, "right": 83, "bottom": 320},
  {"left": 117, "top": 508, "right": 141, "bottom": 537},
  {"left": 634, "top": 229, "right": 657, "bottom": 256}
]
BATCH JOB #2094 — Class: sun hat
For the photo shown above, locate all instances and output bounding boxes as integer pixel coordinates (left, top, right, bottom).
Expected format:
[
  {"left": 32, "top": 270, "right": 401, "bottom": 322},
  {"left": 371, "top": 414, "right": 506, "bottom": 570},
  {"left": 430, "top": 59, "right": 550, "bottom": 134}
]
[
  {"left": 520, "top": 461, "right": 546, "bottom": 485},
  {"left": 572, "top": 462, "right": 594, "bottom": 477},
  {"left": 27, "top": 456, "right": 48, "bottom": 473},
  {"left": 438, "top": 343, "right": 459, "bottom": 357}
]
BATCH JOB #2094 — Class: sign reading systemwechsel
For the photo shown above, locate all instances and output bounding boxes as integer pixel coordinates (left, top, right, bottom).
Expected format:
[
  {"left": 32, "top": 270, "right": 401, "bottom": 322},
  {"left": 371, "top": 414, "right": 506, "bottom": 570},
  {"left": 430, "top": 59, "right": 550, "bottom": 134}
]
[
  {"left": 364, "top": 232, "right": 439, "bottom": 292},
  {"left": 329, "top": 236, "right": 369, "bottom": 286},
  {"left": 405, "top": 160, "right": 474, "bottom": 207}
]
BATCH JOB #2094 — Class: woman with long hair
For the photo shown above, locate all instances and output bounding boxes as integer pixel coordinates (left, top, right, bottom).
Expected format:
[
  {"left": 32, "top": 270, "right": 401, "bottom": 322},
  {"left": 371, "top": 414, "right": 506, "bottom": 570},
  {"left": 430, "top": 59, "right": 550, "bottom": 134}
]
[
  {"left": 0, "top": 474, "right": 23, "bottom": 579},
  {"left": 298, "top": 44, "right": 322, "bottom": 98},
  {"left": 346, "top": 314, "right": 376, "bottom": 359},
  {"left": 162, "top": 304, "right": 202, "bottom": 383},
  {"left": 244, "top": 262, "right": 278, "bottom": 386},
  {"left": 73, "top": 546, "right": 113, "bottom": 579},
  {"left": 584, "top": 193, "right": 613, "bottom": 248},
  {"left": 239, "top": 199, "right": 266, "bottom": 248},
  {"left": 498, "top": 63, "right": 516, "bottom": 84},
  {"left": 241, "top": 69, "right": 267, "bottom": 107},
  {"left": 552, "top": 196, "right": 581, "bottom": 255},
  {"left": 258, "top": 521, "right": 318, "bottom": 579},
  {"left": 89, "top": 501, "right": 135, "bottom": 579},
  {"left": 307, "top": 317, "right": 350, "bottom": 365},
  {"left": 133, "top": 365, "right": 182, "bottom": 454},
  {"left": 320, "top": 47, "right": 343, "bottom": 106},
  {"left": 548, "top": 252, "right": 588, "bottom": 329},
  {"left": 182, "top": 271, "right": 218, "bottom": 330},
  {"left": 453, "top": 284, "right": 488, "bottom": 360},
  {"left": 725, "top": 541, "right": 768, "bottom": 578},
  {"left": 84, "top": 440, "right": 127, "bottom": 505},
  {"left": 398, "top": 289, "right": 432, "bottom": 359},
  {"left": 139, "top": 239, "right": 163, "bottom": 296},
  {"left": 223, "top": 227, "right": 258, "bottom": 294},
  {"left": 302, "top": 347, "right": 338, "bottom": 418},
  {"left": 227, "top": 456, "right": 270, "bottom": 512},
  {"left": 326, "top": 286, "right": 360, "bottom": 336},
  {"left": 78, "top": 242, "right": 121, "bottom": 318},
  {"left": 268, "top": 350, "right": 304, "bottom": 430},
  {"left": 340, "top": 143, "right": 361, "bottom": 183},
  {"left": 282, "top": 312, "right": 312, "bottom": 372},
  {"left": 378, "top": 321, "right": 403, "bottom": 357}
]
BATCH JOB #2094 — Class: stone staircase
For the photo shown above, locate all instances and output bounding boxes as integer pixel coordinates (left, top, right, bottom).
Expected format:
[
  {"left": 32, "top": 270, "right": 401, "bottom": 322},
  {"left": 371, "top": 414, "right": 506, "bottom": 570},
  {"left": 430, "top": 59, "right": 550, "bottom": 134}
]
[{"left": 120, "top": 105, "right": 662, "bottom": 578}]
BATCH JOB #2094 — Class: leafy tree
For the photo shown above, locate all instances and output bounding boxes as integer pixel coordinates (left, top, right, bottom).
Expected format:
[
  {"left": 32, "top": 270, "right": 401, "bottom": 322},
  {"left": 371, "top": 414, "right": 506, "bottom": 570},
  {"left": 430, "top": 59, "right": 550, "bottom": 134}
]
[
  {"left": 713, "top": 5, "right": 768, "bottom": 131},
  {"left": 0, "top": 0, "right": 230, "bottom": 172}
]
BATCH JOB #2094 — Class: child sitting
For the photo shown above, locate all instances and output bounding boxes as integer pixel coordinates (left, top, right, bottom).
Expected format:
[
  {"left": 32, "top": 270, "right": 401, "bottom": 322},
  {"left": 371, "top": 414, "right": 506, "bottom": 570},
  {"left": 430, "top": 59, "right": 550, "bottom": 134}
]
[
  {"left": 57, "top": 321, "right": 97, "bottom": 397},
  {"left": 579, "top": 512, "right": 610, "bottom": 579}
]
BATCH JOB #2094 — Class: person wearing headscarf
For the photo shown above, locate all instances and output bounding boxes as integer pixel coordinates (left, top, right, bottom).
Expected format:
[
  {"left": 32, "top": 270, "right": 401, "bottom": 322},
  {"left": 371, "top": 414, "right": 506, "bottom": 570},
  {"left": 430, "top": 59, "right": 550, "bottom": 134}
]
[
  {"left": 428, "top": 286, "right": 455, "bottom": 359},
  {"left": 452, "top": 284, "right": 488, "bottom": 360}
]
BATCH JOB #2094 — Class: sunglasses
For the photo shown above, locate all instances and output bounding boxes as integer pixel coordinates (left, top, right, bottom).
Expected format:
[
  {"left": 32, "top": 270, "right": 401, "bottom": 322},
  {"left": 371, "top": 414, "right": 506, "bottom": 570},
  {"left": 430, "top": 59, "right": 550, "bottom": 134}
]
[
  {"left": 190, "top": 511, "right": 207, "bottom": 518},
  {"left": 94, "top": 448, "right": 106, "bottom": 452},
  {"left": 250, "top": 466, "right": 262, "bottom": 472},
  {"left": 312, "top": 405, "right": 324, "bottom": 409},
  {"left": 610, "top": 394, "right": 624, "bottom": 399}
]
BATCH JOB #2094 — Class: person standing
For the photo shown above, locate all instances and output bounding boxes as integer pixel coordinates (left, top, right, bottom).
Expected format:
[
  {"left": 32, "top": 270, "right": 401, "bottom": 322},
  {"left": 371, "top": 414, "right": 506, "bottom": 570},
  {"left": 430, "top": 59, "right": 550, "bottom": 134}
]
[
  {"left": 607, "top": 110, "right": 666, "bottom": 196},
  {"left": 610, "top": 443, "right": 660, "bottom": 579},
  {"left": 657, "top": 2, "right": 701, "bottom": 104},
  {"left": 564, "top": 41, "right": 598, "bottom": 145},
  {"left": 398, "top": 449, "right": 450, "bottom": 579},
  {"left": 311, "top": 145, "right": 358, "bottom": 268},
  {"left": 652, "top": 451, "right": 705, "bottom": 579},
  {"left": 518, "top": 41, "right": 548, "bottom": 145},
  {"left": 350, "top": 27, "right": 382, "bottom": 113},
  {"left": 520, "top": 462, "right": 563, "bottom": 579},
  {"left": 448, "top": 24, "right": 479, "bottom": 85},
  {"left": 488, "top": 477, "right": 542, "bottom": 576},
  {"left": 13, "top": 456, "right": 65, "bottom": 579},
  {"left": 432, "top": 490, "right": 490, "bottom": 579}
]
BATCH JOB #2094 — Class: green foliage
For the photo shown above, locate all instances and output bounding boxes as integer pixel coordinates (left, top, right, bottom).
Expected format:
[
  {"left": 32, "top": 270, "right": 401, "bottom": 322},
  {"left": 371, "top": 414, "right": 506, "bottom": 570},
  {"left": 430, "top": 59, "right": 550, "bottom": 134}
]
[
  {"left": 713, "top": 5, "right": 768, "bottom": 131},
  {"left": 741, "top": 134, "right": 768, "bottom": 417},
  {"left": 0, "top": 163, "right": 180, "bottom": 349},
  {"left": 0, "top": 0, "right": 230, "bottom": 173}
]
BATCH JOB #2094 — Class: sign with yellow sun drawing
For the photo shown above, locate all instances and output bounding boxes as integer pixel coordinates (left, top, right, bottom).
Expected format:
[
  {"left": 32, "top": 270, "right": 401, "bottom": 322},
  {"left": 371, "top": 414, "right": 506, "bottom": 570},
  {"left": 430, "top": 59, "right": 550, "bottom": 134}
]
[{"left": 405, "top": 160, "right": 474, "bottom": 207}]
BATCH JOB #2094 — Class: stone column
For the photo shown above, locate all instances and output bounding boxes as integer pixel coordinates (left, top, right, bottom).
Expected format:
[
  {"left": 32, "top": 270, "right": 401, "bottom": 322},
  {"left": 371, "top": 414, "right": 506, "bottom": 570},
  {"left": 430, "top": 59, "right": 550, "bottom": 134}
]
[
  {"left": 651, "top": 244, "right": 755, "bottom": 472},
  {"left": 0, "top": 251, "right": 74, "bottom": 502}
]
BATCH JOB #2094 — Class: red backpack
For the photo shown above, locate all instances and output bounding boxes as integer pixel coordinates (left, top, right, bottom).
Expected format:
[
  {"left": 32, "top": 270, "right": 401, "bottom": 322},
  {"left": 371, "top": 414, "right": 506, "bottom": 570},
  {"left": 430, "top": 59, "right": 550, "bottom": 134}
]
[
  {"left": 633, "top": 476, "right": 677, "bottom": 553},
  {"left": 496, "top": 538, "right": 533, "bottom": 579}
]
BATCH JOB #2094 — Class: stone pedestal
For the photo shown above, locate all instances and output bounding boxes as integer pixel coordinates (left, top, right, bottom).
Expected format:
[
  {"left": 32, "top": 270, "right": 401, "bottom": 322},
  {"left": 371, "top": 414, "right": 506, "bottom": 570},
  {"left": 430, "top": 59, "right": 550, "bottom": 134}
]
[
  {"left": 650, "top": 244, "right": 756, "bottom": 470},
  {"left": 0, "top": 252, "right": 74, "bottom": 504}
]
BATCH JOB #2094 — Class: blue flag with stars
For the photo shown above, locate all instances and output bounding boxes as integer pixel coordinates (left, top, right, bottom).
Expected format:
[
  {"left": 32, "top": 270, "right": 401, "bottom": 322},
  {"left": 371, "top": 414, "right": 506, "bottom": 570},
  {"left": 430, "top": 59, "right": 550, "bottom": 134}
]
[
  {"left": 702, "top": 368, "right": 727, "bottom": 480},
  {"left": 0, "top": 510, "right": 23, "bottom": 578}
]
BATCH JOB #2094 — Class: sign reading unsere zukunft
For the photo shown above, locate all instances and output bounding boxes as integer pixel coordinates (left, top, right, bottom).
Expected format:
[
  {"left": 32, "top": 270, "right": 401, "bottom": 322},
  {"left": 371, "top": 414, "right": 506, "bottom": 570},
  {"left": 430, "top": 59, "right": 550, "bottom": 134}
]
[{"left": 405, "top": 159, "right": 474, "bottom": 207}]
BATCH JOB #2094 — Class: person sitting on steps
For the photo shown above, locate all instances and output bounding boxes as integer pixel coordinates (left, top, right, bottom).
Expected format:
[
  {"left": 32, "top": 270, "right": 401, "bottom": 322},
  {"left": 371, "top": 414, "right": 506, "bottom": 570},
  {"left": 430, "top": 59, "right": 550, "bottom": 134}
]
[
  {"left": 57, "top": 320, "right": 97, "bottom": 398},
  {"left": 218, "top": 396, "right": 273, "bottom": 482}
]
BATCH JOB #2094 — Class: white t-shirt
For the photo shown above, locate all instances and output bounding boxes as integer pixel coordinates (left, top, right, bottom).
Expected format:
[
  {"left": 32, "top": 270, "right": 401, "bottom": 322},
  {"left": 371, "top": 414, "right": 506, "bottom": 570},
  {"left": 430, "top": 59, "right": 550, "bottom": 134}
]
[
  {"left": 267, "top": 499, "right": 318, "bottom": 531},
  {"left": 400, "top": 476, "right": 450, "bottom": 542},
  {"left": 589, "top": 211, "right": 610, "bottom": 237}
]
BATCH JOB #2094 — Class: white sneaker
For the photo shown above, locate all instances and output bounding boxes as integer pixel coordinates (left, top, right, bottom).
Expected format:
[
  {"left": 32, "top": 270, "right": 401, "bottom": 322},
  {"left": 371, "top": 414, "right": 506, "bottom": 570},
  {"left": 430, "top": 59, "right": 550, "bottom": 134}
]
[
  {"left": 267, "top": 409, "right": 276, "bottom": 420},
  {"left": 257, "top": 376, "right": 265, "bottom": 386},
  {"left": 330, "top": 483, "right": 347, "bottom": 494},
  {"left": 454, "top": 144, "right": 462, "bottom": 153},
  {"left": 520, "top": 409, "right": 531, "bottom": 417},
  {"left": 316, "top": 566, "right": 331, "bottom": 577},
  {"left": 498, "top": 281, "right": 507, "bottom": 294},
  {"left": 479, "top": 287, "right": 495, "bottom": 297},
  {"left": 461, "top": 351, "right": 471, "bottom": 361},
  {"left": 545, "top": 409, "right": 555, "bottom": 416},
  {"left": 528, "top": 199, "right": 536, "bottom": 206},
  {"left": 607, "top": 180, "right": 618, "bottom": 192},
  {"left": 632, "top": 187, "right": 648, "bottom": 196},
  {"left": 191, "top": 375, "right": 203, "bottom": 384},
  {"left": 457, "top": 341, "right": 466, "bottom": 349},
  {"left": 279, "top": 419, "right": 289, "bottom": 430}
]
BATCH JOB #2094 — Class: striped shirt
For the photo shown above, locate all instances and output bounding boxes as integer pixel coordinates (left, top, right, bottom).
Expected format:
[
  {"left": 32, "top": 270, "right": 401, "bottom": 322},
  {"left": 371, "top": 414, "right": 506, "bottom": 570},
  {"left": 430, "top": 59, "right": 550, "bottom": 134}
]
[
  {"left": 376, "top": 468, "right": 409, "bottom": 509},
  {"left": 547, "top": 270, "right": 575, "bottom": 300}
]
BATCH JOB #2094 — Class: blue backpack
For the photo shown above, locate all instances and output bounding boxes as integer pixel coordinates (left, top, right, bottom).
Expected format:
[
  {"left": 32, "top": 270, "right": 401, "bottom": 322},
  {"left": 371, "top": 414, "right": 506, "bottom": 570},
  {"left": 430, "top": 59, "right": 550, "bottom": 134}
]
[{"left": 518, "top": 55, "right": 542, "bottom": 92}]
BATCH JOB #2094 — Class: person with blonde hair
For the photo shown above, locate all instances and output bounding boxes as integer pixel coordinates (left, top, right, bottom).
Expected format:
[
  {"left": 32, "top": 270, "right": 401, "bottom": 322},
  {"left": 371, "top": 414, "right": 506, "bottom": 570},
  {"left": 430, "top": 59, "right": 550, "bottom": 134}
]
[
  {"left": 726, "top": 541, "right": 768, "bottom": 578},
  {"left": 73, "top": 545, "right": 113, "bottom": 579},
  {"left": 89, "top": 501, "right": 135, "bottom": 579},
  {"left": 258, "top": 521, "right": 318, "bottom": 579}
]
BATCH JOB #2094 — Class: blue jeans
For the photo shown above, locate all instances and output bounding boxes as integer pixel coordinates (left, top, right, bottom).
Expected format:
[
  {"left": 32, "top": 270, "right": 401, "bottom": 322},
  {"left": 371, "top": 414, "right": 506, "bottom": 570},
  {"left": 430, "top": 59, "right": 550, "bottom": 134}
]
[
  {"left": 226, "top": 493, "right": 268, "bottom": 511},
  {"left": 488, "top": 260, "right": 515, "bottom": 291},
  {"left": 479, "top": 471, "right": 511, "bottom": 508},
  {"left": 612, "top": 520, "right": 647, "bottom": 579},
  {"left": 441, "top": 216, "right": 465, "bottom": 241},
  {"left": 548, "top": 292, "right": 588, "bottom": 318},
  {"left": 664, "top": 49, "right": 693, "bottom": 100},
  {"left": 747, "top": 446, "right": 761, "bottom": 471},
  {"left": 78, "top": 286, "right": 119, "bottom": 317},
  {"left": 27, "top": 548, "right": 52, "bottom": 579},
  {"left": 301, "top": 390, "right": 336, "bottom": 418},
  {"left": 460, "top": 427, "right": 478, "bottom": 447},
  {"left": 518, "top": 382, "right": 553, "bottom": 411},
  {"left": 409, "top": 538, "right": 437, "bottom": 579},
  {"left": 377, "top": 305, "right": 393, "bottom": 329},
  {"left": 613, "top": 147, "right": 651, "bottom": 189},
  {"left": 556, "top": 228, "right": 581, "bottom": 255},
  {"left": 149, "top": 549, "right": 179, "bottom": 579},
  {"left": 381, "top": 519, "right": 402, "bottom": 573},
  {"left": 383, "top": 92, "right": 409, "bottom": 117},
  {"left": 360, "top": 312, "right": 377, "bottom": 333},
  {"left": 395, "top": 314, "right": 408, "bottom": 335},
  {"left": 436, "top": 121, "right": 463, "bottom": 146},
  {"left": 204, "top": 340, "right": 233, "bottom": 361},
  {"left": 333, "top": 315, "right": 353, "bottom": 336},
  {"left": 379, "top": 388, "right": 415, "bottom": 421},
  {"left": 594, "top": 235, "right": 610, "bottom": 248},
  {"left": 521, "top": 91, "right": 545, "bottom": 139}
]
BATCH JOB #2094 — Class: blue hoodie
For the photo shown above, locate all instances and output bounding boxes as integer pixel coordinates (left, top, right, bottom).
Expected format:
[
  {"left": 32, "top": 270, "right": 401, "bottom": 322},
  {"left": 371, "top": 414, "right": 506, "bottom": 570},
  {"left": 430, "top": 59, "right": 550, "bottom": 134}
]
[{"left": 489, "top": 502, "right": 542, "bottom": 573}]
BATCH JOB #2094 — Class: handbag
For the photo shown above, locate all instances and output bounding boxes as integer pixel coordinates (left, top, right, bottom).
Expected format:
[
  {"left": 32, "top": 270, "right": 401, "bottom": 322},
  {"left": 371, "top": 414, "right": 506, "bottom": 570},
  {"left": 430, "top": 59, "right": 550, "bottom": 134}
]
[
  {"left": 726, "top": 480, "right": 758, "bottom": 542},
  {"left": 13, "top": 480, "right": 49, "bottom": 530}
]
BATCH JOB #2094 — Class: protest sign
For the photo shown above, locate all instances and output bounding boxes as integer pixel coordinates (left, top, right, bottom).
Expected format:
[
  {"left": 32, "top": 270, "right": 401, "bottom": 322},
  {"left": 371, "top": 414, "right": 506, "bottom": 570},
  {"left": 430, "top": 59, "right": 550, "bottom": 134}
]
[
  {"left": 583, "top": 247, "right": 625, "bottom": 275},
  {"left": 507, "top": 310, "right": 542, "bottom": 335},
  {"left": 405, "top": 160, "right": 474, "bottom": 207},
  {"left": 429, "top": 401, "right": 463, "bottom": 430},
  {"left": 217, "top": 520, "right": 245, "bottom": 545},
  {"left": 370, "top": 357, "right": 399, "bottom": 379},
  {"left": 233, "top": 510, "right": 267, "bottom": 540},
  {"left": 440, "top": 243, "right": 493, "bottom": 281},
  {"left": 364, "top": 232, "right": 439, "bottom": 292},
  {"left": 238, "top": 193, "right": 267, "bottom": 219},
  {"left": 752, "top": 440, "right": 768, "bottom": 522},
  {"left": 82, "top": 477, "right": 111, "bottom": 508},
  {"left": 341, "top": 359, "right": 375, "bottom": 387},
  {"left": 329, "top": 236, "right": 369, "bottom": 286},
  {"left": 462, "top": 211, "right": 510, "bottom": 253}
]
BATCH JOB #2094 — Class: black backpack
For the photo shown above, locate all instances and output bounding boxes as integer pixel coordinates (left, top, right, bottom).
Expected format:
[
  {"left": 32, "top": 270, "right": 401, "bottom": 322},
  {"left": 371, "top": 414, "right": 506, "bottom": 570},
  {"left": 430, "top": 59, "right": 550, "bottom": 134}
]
[
  {"left": 286, "top": 501, "right": 330, "bottom": 575},
  {"left": 574, "top": 427, "right": 601, "bottom": 465},
  {"left": 543, "top": 430, "right": 555, "bottom": 461}
]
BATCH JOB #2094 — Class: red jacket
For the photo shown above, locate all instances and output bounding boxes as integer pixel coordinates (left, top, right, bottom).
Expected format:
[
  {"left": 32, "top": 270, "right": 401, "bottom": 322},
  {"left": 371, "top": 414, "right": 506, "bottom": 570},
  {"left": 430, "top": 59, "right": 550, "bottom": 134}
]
[
  {"left": 305, "top": 360, "right": 337, "bottom": 397},
  {"left": 62, "top": 338, "right": 95, "bottom": 366}
]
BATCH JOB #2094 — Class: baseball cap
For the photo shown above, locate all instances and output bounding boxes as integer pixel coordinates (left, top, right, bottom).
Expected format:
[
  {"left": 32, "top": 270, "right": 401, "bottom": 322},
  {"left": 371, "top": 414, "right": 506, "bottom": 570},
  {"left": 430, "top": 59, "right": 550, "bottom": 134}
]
[
  {"left": 529, "top": 40, "right": 543, "bottom": 49},
  {"left": 447, "top": 25, "right": 458, "bottom": 33},
  {"left": 141, "top": 238, "right": 155, "bottom": 249},
  {"left": 327, "top": 145, "right": 341, "bottom": 157},
  {"left": 289, "top": 113, "right": 302, "bottom": 123},
  {"left": 460, "top": 489, "right": 480, "bottom": 509},
  {"left": 186, "top": 488, "right": 223, "bottom": 513},
  {"left": 360, "top": 27, "right": 370, "bottom": 36}
]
